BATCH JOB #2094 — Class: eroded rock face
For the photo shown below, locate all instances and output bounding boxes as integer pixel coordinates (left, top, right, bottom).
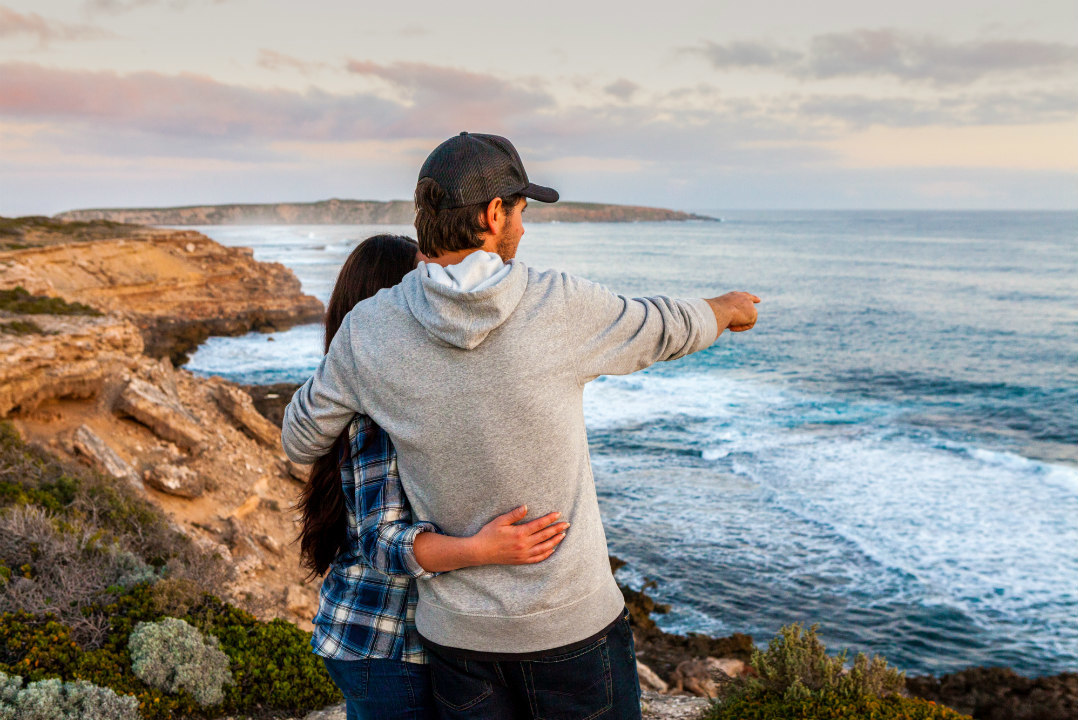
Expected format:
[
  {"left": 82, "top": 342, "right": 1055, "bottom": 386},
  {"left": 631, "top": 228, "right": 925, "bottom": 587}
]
[
  {"left": 0, "top": 313, "right": 143, "bottom": 417},
  {"left": 115, "top": 377, "right": 206, "bottom": 450},
  {"left": 0, "top": 231, "right": 323, "bottom": 364}
]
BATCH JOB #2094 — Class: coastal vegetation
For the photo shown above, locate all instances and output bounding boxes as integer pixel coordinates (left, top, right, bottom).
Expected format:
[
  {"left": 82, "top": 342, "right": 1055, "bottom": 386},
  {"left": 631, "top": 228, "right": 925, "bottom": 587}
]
[
  {"left": 0, "top": 286, "right": 101, "bottom": 318},
  {"left": 706, "top": 624, "right": 971, "bottom": 720},
  {"left": 0, "top": 421, "right": 340, "bottom": 718}
]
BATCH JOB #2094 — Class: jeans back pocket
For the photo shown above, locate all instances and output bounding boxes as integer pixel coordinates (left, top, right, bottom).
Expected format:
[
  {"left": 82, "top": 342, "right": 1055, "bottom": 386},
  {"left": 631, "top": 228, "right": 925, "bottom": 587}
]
[{"left": 526, "top": 637, "right": 613, "bottom": 720}]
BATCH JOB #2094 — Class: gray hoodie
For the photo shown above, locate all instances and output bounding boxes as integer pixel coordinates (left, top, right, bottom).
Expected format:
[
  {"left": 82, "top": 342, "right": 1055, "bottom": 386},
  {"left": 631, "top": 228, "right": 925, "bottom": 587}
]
[{"left": 282, "top": 256, "right": 717, "bottom": 653}]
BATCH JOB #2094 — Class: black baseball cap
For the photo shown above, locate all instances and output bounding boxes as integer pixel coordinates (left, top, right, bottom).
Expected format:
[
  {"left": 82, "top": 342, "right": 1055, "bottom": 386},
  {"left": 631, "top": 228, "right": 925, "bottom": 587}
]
[{"left": 419, "top": 132, "right": 559, "bottom": 210}]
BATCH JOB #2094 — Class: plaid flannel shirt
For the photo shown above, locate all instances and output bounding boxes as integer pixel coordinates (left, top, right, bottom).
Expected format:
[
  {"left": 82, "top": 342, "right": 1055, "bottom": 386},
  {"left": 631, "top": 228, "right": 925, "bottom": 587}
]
[{"left": 311, "top": 414, "right": 442, "bottom": 664}]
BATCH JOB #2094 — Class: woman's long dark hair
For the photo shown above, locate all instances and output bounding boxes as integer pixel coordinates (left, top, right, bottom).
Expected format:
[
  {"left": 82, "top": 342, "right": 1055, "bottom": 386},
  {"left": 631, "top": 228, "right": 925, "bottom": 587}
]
[{"left": 296, "top": 234, "right": 419, "bottom": 579}]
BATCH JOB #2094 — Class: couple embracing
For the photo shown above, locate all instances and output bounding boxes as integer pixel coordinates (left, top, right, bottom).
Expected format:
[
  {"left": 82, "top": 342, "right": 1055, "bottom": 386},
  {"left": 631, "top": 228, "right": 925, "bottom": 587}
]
[{"left": 282, "top": 132, "right": 760, "bottom": 720}]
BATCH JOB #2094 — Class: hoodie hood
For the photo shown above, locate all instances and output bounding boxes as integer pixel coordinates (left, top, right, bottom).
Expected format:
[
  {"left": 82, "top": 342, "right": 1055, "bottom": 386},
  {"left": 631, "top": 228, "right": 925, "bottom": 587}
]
[{"left": 403, "top": 253, "right": 529, "bottom": 349}]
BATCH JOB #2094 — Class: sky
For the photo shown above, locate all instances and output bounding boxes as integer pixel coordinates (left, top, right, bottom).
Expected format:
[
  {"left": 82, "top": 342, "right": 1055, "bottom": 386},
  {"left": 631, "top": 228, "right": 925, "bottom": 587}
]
[{"left": 1, "top": 0, "right": 1076, "bottom": 214}]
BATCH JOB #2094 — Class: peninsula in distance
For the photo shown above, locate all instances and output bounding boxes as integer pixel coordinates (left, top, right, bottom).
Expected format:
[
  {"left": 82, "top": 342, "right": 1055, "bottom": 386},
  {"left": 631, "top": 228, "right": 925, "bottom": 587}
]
[{"left": 55, "top": 199, "right": 717, "bottom": 226}]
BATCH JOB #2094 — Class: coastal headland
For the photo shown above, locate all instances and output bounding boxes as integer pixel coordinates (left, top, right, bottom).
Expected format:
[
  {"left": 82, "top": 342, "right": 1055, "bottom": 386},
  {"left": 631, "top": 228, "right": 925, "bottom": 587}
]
[
  {"left": 54, "top": 198, "right": 716, "bottom": 225},
  {"left": 1, "top": 218, "right": 323, "bottom": 364},
  {"left": 0, "top": 217, "right": 1073, "bottom": 720}
]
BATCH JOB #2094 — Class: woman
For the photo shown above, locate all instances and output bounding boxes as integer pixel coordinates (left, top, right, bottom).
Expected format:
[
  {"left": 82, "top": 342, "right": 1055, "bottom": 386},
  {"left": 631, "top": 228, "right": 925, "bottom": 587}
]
[{"left": 296, "top": 234, "right": 569, "bottom": 720}]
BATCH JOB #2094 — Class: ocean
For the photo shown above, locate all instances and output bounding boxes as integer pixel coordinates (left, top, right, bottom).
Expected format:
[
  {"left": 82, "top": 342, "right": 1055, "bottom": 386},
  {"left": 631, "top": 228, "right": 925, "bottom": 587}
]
[{"left": 184, "top": 211, "right": 1078, "bottom": 677}]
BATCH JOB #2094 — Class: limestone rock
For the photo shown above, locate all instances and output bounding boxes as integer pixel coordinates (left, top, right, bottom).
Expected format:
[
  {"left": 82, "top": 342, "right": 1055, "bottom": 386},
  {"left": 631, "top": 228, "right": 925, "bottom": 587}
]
[
  {"left": 145, "top": 464, "right": 204, "bottom": 498},
  {"left": 638, "top": 660, "right": 669, "bottom": 693},
  {"left": 115, "top": 377, "right": 205, "bottom": 450},
  {"left": 213, "top": 383, "right": 281, "bottom": 448},
  {"left": 0, "top": 314, "right": 143, "bottom": 417},
  {"left": 284, "top": 585, "right": 317, "bottom": 618},
  {"left": 71, "top": 424, "right": 140, "bottom": 487},
  {"left": 669, "top": 657, "right": 725, "bottom": 698},
  {"left": 706, "top": 657, "right": 746, "bottom": 679},
  {"left": 257, "top": 534, "right": 282, "bottom": 555}
]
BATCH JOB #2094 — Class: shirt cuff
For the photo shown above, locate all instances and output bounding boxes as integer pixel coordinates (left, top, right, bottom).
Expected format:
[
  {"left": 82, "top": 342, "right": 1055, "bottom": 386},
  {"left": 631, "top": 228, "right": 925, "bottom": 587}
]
[
  {"left": 686, "top": 297, "right": 720, "bottom": 348},
  {"left": 401, "top": 522, "right": 444, "bottom": 580}
]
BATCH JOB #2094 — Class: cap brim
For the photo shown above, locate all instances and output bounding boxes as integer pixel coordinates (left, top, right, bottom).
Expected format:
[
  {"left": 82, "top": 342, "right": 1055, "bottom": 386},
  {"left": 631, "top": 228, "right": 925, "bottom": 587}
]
[{"left": 521, "top": 183, "right": 559, "bottom": 203}]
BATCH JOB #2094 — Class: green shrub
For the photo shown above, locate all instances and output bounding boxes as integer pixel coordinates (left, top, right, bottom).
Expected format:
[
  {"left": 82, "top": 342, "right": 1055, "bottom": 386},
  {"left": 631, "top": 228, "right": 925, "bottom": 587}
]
[
  {"left": 186, "top": 595, "right": 341, "bottom": 714},
  {"left": 706, "top": 624, "right": 970, "bottom": 720},
  {"left": 0, "top": 670, "right": 139, "bottom": 720},
  {"left": 0, "top": 286, "right": 101, "bottom": 316},
  {"left": 731, "top": 623, "right": 905, "bottom": 703},
  {"left": 707, "top": 688, "right": 971, "bottom": 719},
  {"left": 128, "top": 618, "right": 231, "bottom": 707},
  {"left": 0, "top": 585, "right": 340, "bottom": 719},
  {"left": 0, "top": 320, "right": 43, "bottom": 336}
]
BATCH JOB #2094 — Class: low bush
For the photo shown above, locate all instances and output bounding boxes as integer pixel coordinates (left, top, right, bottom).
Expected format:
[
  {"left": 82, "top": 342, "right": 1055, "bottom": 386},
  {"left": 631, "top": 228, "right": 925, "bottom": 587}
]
[
  {"left": 0, "top": 505, "right": 159, "bottom": 644},
  {"left": 0, "top": 320, "right": 43, "bottom": 335},
  {"left": 0, "top": 670, "right": 139, "bottom": 720},
  {"left": 0, "top": 584, "right": 340, "bottom": 719},
  {"left": 0, "top": 421, "right": 228, "bottom": 643},
  {"left": 0, "top": 423, "right": 338, "bottom": 718},
  {"left": 705, "top": 624, "right": 971, "bottom": 720},
  {"left": 733, "top": 623, "right": 905, "bottom": 702},
  {"left": 0, "top": 286, "right": 101, "bottom": 316},
  {"left": 708, "top": 688, "right": 972, "bottom": 719},
  {"left": 129, "top": 618, "right": 231, "bottom": 707}
]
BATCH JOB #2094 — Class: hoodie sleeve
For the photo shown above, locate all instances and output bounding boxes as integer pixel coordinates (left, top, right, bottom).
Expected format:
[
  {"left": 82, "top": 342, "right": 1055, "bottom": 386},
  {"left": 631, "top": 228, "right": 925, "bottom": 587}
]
[
  {"left": 561, "top": 273, "right": 719, "bottom": 384},
  {"left": 281, "top": 316, "right": 366, "bottom": 464}
]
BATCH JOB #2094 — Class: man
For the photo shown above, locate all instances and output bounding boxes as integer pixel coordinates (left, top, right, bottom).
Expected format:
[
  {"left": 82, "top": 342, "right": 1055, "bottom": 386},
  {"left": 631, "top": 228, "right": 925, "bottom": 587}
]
[{"left": 282, "top": 132, "right": 759, "bottom": 719}]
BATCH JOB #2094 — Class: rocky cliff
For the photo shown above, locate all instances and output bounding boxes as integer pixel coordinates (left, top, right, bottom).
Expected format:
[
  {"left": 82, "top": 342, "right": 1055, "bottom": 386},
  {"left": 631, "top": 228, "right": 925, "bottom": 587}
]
[
  {"left": 1, "top": 295, "right": 323, "bottom": 630},
  {"left": 55, "top": 198, "right": 715, "bottom": 225},
  {"left": 0, "top": 223, "right": 323, "bottom": 364}
]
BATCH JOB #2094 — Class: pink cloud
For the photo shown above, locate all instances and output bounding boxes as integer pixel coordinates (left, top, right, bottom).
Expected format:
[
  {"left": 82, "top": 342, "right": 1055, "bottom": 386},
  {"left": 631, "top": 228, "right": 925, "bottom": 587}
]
[
  {"left": 345, "top": 59, "right": 553, "bottom": 133},
  {"left": 256, "top": 49, "right": 332, "bottom": 76},
  {"left": 0, "top": 63, "right": 403, "bottom": 142},
  {"left": 0, "top": 5, "right": 110, "bottom": 46}
]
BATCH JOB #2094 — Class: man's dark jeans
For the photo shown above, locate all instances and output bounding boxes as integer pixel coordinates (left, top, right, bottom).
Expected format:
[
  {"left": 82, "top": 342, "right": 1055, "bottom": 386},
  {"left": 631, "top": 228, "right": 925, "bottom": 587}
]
[{"left": 426, "top": 608, "right": 642, "bottom": 720}]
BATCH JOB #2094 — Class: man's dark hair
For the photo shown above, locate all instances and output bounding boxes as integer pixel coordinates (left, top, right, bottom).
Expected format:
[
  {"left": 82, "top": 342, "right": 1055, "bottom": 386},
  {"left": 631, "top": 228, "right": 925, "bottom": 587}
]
[{"left": 414, "top": 177, "right": 522, "bottom": 257}]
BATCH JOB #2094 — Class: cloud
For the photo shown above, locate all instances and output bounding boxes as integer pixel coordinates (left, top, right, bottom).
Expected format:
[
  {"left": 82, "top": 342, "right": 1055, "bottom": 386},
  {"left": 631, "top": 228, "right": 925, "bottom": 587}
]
[
  {"left": 345, "top": 59, "right": 554, "bottom": 133},
  {"left": 83, "top": 0, "right": 230, "bottom": 13},
  {"left": 798, "top": 89, "right": 1078, "bottom": 129},
  {"left": 0, "top": 5, "right": 110, "bottom": 46},
  {"left": 689, "top": 29, "right": 1078, "bottom": 86},
  {"left": 691, "top": 40, "right": 800, "bottom": 70},
  {"left": 806, "top": 29, "right": 1078, "bottom": 85},
  {"left": 256, "top": 49, "right": 332, "bottom": 76},
  {"left": 0, "top": 63, "right": 405, "bottom": 147},
  {"left": 603, "top": 79, "right": 640, "bottom": 101},
  {"left": 0, "top": 61, "right": 554, "bottom": 154}
]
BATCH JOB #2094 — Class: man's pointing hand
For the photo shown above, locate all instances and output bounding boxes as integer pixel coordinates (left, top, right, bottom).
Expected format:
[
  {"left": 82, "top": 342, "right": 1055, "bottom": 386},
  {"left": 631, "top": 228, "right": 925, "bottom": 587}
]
[{"left": 705, "top": 292, "right": 761, "bottom": 334}]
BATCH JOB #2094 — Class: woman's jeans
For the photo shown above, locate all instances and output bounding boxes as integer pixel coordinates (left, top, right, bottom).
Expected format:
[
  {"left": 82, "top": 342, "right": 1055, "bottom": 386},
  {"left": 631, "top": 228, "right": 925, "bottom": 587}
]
[{"left": 321, "top": 657, "right": 435, "bottom": 720}]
